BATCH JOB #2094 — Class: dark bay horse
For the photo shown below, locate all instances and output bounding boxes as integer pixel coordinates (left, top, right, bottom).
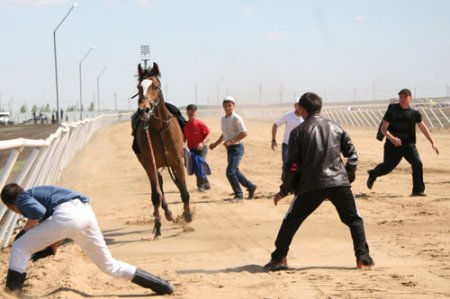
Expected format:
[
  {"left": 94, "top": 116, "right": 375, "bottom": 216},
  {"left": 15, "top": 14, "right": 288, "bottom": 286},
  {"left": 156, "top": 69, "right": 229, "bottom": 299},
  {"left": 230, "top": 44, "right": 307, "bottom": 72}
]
[{"left": 134, "top": 62, "right": 192, "bottom": 238}]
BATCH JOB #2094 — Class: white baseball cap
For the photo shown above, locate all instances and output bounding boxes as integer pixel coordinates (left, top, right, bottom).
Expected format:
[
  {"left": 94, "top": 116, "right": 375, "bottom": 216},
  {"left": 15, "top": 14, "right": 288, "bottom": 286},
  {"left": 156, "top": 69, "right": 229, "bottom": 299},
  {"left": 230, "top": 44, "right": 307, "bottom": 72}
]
[{"left": 223, "top": 96, "right": 235, "bottom": 104}]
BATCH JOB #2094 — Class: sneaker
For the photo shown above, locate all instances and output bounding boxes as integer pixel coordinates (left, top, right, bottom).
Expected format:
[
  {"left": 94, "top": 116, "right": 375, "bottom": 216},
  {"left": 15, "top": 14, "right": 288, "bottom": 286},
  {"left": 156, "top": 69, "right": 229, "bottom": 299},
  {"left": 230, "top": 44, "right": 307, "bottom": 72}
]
[
  {"left": 411, "top": 192, "right": 426, "bottom": 197},
  {"left": 366, "top": 170, "right": 377, "bottom": 190},
  {"left": 198, "top": 186, "right": 205, "bottom": 192},
  {"left": 356, "top": 259, "right": 375, "bottom": 270},
  {"left": 230, "top": 196, "right": 244, "bottom": 203},
  {"left": 248, "top": 185, "right": 257, "bottom": 199},
  {"left": 264, "top": 257, "right": 288, "bottom": 271}
]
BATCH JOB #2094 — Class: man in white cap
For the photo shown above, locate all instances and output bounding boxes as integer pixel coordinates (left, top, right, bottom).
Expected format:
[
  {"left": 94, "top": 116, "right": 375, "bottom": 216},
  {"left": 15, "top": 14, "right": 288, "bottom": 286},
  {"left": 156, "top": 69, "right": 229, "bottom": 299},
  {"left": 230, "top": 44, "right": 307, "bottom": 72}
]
[{"left": 209, "top": 96, "right": 257, "bottom": 202}]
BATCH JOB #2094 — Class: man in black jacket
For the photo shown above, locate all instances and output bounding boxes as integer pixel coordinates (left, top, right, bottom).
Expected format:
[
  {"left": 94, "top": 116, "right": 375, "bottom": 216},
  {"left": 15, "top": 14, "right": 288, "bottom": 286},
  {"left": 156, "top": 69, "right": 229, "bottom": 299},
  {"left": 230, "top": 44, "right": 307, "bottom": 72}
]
[
  {"left": 367, "top": 88, "right": 439, "bottom": 196},
  {"left": 264, "top": 92, "right": 374, "bottom": 271}
]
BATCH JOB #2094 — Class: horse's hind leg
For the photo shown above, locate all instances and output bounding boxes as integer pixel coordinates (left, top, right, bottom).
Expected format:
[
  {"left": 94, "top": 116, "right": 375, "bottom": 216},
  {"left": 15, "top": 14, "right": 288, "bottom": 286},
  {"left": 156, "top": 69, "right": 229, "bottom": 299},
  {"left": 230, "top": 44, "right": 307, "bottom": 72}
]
[{"left": 158, "top": 172, "right": 174, "bottom": 222}]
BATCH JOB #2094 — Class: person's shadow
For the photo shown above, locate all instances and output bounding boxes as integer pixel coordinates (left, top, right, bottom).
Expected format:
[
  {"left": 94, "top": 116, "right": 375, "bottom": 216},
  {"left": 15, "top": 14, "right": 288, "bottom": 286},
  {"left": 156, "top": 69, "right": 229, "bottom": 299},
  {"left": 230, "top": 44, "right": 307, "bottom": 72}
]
[
  {"left": 22, "top": 287, "right": 157, "bottom": 298},
  {"left": 176, "top": 264, "right": 354, "bottom": 275}
]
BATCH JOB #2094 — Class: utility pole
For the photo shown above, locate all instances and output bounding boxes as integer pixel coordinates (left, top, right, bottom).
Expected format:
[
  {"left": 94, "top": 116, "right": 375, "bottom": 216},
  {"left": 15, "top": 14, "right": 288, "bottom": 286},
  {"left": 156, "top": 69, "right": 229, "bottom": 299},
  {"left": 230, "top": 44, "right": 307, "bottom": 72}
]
[
  {"left": 216, "top": 76, "right": 224, "bottom": 104},
  {"left": 54, "top": 3, "right": 77, "bottom": 124},
  {"left": 114, "top": 92, "right": 117, "bottom": 111},
  {"left": 279, "top": 85, "right": 283, "bottom": 103},
  {"left": 372, "top": 75, "right": 380, "bottom": 101},
  {"left": 259, "top": 83, "right": 262, "bottom": 105},
  {"left": 97, "top": 66, "right": 107, "bottom": 114},
  {"left": 195, "top": 83, "right": 198, "bottom": 105}
]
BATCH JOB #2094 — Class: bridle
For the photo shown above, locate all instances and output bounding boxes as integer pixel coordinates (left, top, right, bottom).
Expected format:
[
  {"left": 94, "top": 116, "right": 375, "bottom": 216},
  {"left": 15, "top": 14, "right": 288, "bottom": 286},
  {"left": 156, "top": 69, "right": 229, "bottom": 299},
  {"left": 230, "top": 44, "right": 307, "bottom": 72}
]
[{"left": 137, "top": 78, "right": 171, "bottom": 129}]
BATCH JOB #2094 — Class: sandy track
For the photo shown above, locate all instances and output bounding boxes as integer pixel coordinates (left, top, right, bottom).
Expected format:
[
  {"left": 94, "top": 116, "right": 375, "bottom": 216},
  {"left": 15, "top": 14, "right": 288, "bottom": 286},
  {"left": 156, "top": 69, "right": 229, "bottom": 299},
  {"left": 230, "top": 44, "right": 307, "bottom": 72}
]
[{"left": 1, "top": 117, "right": 449, "bottom": 298}]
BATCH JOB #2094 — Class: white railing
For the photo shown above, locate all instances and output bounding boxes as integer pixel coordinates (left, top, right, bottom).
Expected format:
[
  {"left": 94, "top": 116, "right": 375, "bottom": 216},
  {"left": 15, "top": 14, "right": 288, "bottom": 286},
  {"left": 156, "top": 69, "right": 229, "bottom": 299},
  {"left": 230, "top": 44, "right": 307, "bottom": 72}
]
[
  {"left": 0, "top": 113, "right": 131, "bottom": 248},
  {"left": 225, "top": 102, "right": 450, "bottom": 129}
]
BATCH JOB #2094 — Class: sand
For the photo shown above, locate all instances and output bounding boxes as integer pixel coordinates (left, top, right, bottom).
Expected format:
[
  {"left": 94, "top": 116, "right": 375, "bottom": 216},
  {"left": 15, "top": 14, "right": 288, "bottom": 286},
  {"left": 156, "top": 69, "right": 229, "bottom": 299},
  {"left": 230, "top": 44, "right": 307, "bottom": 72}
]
[{"left": 1, "top": 116, "right": 449, "bottom": 298}]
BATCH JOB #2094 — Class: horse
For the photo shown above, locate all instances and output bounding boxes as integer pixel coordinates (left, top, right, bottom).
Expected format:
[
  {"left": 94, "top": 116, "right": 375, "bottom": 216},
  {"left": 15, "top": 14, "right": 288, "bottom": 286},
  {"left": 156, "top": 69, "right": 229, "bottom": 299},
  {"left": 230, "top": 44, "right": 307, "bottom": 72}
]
[{"left": 133, "top": 62, "right": 192, "bottom": 238}]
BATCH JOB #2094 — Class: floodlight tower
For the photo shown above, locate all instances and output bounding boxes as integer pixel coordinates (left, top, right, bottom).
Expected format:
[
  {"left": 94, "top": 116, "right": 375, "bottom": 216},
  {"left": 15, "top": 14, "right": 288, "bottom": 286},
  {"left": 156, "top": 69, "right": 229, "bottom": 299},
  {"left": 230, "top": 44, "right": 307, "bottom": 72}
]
[{"left": 140, "top": 45, "right": 150, "bottom": 69}]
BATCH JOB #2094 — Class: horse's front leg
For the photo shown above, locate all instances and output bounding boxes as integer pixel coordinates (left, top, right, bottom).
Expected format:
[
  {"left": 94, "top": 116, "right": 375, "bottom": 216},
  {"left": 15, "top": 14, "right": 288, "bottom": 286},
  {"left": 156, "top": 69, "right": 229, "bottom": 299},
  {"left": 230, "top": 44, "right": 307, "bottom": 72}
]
[
  {"left": 158, "top": 172, "right": 174, "bottom": 222},
  {"left": 150, "top": 184, "right": 163, "bottom": 238},
  {"left": 173, "top": 161, "right": 192, "bottom": 223}
]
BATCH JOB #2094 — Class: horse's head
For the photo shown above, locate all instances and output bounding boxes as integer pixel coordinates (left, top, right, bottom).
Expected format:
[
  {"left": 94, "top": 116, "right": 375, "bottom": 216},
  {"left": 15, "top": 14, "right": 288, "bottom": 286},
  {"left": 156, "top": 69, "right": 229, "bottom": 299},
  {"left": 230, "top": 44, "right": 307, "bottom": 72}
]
[{"left": 137, "top": 62, "right": 162, "bottom": 121}]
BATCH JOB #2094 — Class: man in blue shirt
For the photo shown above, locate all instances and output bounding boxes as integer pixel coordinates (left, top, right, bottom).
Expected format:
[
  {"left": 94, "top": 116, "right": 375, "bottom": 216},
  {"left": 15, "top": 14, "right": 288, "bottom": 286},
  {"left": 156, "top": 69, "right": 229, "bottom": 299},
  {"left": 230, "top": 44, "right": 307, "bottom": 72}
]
[{"left": 1, "top": 183, "right": 174, "bottom": 295}]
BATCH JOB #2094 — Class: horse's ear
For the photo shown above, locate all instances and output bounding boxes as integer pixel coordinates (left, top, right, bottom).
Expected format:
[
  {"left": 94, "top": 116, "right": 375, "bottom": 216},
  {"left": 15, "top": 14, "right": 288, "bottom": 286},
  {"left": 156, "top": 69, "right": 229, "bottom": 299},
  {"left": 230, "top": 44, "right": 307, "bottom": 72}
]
[
  {"left": 138, "top": 64, "right": 144, "bottom": 77},
  {"left": 151, "top": 62, "right": 161, "bottom": 78}
]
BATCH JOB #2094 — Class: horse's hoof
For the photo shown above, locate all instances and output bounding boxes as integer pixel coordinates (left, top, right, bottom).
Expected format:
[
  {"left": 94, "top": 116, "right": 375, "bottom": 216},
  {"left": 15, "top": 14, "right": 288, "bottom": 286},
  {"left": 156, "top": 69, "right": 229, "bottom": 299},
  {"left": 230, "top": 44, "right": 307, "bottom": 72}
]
[
  {"left": 153, "top": 235, "right": 163, "bottom": 240},
  {"left": 182, "top": 211, "right": 193, "bottom": 223},
  {"left": 165, "top": 210, "right": 174, "bottom": 222}
]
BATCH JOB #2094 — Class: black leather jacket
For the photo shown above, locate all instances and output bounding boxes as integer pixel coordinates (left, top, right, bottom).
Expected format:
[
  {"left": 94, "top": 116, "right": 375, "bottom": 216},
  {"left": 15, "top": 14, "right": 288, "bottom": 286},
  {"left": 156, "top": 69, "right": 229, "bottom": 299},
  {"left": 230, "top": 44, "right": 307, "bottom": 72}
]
[{"left": 280, "top": 114, "right": 357, "bottom": 196}]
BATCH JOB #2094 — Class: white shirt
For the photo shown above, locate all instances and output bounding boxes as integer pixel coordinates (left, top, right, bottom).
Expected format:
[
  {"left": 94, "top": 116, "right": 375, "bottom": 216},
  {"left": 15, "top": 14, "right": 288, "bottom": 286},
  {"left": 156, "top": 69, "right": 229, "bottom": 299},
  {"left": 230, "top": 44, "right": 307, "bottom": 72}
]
[
  {"left": 221, "top": 112, "right": 247, "bottom": 145},
  {"left": 275, "top": 111, "right": 304, "bottom": 144}
]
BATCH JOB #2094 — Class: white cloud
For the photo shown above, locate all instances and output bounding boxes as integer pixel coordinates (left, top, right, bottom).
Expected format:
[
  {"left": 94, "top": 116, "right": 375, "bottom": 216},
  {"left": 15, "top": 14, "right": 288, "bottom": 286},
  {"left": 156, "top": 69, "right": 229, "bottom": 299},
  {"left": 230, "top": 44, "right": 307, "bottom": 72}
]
[
  {"left": 14, "top": 0, "right": 69, "bottom": 5},
  {"left": 268, "top": 31, "right": 290, "bottom": 41},
  {"left": 355, "top": 15, "right": 366, "bottom": 22}
]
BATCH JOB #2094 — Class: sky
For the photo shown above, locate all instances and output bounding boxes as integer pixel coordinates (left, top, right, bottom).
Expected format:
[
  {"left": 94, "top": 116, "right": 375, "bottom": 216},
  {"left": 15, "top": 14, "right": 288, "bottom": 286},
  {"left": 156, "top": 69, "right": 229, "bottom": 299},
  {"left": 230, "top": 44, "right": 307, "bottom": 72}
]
[{"left": 1, "top": 0, "right": 450, "bottom": 112}]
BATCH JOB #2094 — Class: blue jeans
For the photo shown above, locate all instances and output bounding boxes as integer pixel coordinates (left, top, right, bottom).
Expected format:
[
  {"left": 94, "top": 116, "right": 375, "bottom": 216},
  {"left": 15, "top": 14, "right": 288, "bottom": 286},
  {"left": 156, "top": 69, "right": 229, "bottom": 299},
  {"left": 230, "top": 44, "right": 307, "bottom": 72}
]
[{"left": 226, "top": 144, "right": 254, "bottom": 198}]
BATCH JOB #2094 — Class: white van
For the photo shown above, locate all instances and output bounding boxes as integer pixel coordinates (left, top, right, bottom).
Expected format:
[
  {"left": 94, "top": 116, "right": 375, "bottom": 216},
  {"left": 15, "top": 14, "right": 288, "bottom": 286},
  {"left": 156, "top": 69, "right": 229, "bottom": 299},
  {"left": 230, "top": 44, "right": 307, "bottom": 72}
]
[{"left": 0, "top": 111, "right": 12, "bottom": 125}]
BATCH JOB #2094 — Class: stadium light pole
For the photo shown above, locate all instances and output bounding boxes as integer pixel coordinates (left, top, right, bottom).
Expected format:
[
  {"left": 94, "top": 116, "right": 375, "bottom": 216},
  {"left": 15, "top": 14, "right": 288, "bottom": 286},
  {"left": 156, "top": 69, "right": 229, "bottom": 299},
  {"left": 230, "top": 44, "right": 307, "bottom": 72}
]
[
  {"left": 53, "top": 3, "right": 77, "bottom": 124},
  {"left": 79, "top": 46, "right": 95, "bottom": 120},
  {"left": 140, "top": 45, "right": 150, "bottom": 68},
  {"left": 96, "top": 66, "right": 108, "bottom": 114}
]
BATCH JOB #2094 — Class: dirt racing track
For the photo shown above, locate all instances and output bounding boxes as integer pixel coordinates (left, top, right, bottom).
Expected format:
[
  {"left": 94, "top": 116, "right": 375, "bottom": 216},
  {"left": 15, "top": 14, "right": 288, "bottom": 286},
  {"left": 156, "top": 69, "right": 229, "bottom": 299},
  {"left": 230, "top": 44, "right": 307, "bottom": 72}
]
[{"left": 0, "top": 118, "right": 449, "bottom": 298}]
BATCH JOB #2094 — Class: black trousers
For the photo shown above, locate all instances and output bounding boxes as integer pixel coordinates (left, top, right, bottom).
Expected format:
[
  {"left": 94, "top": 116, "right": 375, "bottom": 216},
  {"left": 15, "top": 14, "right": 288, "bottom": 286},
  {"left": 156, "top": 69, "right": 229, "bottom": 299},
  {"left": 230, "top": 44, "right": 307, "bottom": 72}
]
[
  {"left": 271, "top": 186, "right": 372, "bottom": 264},
  {"left": 372, "top": 141, "right": 424, "bottom": 194}
]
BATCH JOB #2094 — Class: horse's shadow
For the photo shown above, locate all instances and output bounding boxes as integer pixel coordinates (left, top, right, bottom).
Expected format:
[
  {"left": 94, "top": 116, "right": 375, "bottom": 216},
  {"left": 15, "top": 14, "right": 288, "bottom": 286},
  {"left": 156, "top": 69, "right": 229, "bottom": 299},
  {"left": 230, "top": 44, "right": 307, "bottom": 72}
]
[
  {"left": 24, "top": 287, "right": 155, "bottom": 298},
  {"left": 102, "top": 226, "right": 188, "bottom": 245},
  {"left": 176, "top": 264, "right": 354, "bottom": 275}
]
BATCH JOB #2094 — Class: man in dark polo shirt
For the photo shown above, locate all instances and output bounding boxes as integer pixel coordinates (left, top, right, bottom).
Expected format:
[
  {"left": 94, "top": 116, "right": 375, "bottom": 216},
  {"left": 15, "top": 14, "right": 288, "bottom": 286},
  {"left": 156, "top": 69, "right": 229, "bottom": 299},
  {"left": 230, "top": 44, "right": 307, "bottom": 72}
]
[{"left": 367, "top": 88, "right": 439, "bottom": 196}]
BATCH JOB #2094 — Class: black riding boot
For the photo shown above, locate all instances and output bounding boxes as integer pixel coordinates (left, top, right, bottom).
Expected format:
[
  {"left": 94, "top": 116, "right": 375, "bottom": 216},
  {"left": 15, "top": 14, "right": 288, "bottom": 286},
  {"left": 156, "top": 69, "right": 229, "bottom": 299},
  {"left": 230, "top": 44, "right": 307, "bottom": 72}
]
[
  {"left": 131, "top": 268, "right": 175, "bottom": 295},
  {"left": 6, "top": 269, "right": 26, "bottom": 293}
]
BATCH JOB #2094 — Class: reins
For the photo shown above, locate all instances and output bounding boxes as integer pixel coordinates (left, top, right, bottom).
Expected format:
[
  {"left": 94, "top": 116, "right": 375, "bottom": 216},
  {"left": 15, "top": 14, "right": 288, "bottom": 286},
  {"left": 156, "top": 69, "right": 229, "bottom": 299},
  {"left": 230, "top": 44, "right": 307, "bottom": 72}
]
[{"left": 140, "top": 93, "right": 179, "bottom": 186}]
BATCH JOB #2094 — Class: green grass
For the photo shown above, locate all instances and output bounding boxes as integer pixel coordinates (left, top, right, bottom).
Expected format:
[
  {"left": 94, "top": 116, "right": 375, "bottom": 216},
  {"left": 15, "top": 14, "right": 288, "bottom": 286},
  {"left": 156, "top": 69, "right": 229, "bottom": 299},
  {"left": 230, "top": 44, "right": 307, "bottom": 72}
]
[{"left": 0, "top": 126, "right": 24, "bottom": 133}]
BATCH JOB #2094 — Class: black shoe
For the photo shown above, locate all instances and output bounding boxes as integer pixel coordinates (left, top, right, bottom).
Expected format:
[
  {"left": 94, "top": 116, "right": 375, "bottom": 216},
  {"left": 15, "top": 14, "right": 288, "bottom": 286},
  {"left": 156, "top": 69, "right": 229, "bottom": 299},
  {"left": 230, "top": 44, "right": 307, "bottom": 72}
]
[
  {"left": 367, "top": 170, "right": 376, "bottom": 190},
  {"left": 6, "top": 269, "right": 26, "bottom": 293},
  {"left": 411, "top": 192, "right": 426, "bottom": 197},
  {"left": 132, "top": 268, "right": 175, "bottom": 295},
  {"left": 264, "top": 257, "right": 288, "bottom": 271},
  {"left": 248, "top": 185, "right": 257, "bottom": 199}
]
